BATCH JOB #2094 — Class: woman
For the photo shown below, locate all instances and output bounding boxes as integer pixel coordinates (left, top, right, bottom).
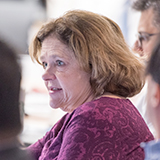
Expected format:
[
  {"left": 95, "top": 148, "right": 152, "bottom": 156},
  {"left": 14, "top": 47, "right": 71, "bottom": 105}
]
[{"left": 28, "top": 10, "right": 154, "bottom": 159}]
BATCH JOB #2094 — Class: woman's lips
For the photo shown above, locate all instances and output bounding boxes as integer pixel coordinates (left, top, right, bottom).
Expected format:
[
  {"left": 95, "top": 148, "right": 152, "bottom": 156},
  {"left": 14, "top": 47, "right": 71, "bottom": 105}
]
[{"left": 49, "top": 87, "right": 62, "bottom": 94}]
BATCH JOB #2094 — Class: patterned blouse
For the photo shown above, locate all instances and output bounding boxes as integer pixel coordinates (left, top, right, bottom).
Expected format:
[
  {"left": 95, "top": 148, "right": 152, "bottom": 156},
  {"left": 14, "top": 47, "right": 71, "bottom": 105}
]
[{"left": 28, "top": 97, "right": 154, "bottom": 160}]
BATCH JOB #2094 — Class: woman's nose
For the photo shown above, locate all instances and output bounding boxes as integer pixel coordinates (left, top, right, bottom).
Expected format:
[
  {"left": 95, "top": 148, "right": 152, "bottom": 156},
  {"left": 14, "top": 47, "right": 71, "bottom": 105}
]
[{"left": 42, "top": 68, "right": 56, "bottom": 81}]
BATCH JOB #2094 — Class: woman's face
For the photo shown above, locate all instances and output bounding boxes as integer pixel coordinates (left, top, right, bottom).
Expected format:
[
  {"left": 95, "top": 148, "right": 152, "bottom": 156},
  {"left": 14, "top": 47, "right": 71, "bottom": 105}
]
[{"left": 40, "top": 36, "right": 93, "bottom": 112}]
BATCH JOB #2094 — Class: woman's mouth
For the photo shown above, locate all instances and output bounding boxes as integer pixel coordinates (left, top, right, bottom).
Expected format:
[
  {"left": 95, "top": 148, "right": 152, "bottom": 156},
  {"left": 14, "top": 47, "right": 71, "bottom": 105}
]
[{"left": 49, "top": 87, "right": 62, "bottom": 93}]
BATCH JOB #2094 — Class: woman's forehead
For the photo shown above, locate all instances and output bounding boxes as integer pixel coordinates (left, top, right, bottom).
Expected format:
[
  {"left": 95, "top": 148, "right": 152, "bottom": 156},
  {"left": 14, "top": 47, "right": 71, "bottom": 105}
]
[{"left": 40, "top": 36, "right": 75, "bottom": 60}]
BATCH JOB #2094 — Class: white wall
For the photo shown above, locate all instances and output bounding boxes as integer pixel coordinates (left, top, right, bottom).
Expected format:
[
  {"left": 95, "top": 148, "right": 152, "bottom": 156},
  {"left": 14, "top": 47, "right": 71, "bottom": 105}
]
[
  {"left": 46, "top": 0, "right": 126, "bottom": 29},
  {"left": 46, "top": 0, "right": 140, "bottom": 46}
]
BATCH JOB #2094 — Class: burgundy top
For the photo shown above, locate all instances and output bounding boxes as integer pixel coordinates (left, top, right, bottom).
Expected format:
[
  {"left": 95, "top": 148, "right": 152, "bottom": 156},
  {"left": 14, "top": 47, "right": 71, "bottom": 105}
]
[{"left": 28, "top": 97, "right": 154, "bottom": 160}]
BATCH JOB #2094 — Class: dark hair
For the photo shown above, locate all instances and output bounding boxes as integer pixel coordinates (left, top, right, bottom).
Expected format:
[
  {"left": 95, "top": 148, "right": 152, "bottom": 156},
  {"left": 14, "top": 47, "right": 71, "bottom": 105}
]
[
  {"left": 132, "top": 0, "right": 160, "bottom": 27},
  {"left": 0, "top": 40, "right": 22, "bottom": 138},
  {"left": 146, "top": 38, "right": 160, "bottom": 84},
  {"left": 29, "top": 10, "right": 144, "bottom": 98}
]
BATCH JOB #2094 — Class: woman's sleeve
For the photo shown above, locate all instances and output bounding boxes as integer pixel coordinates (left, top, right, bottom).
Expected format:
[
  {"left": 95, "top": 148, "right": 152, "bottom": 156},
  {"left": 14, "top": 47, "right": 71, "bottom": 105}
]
[
  {"left": 26, "top": 113, "right": 68, "bottom": 160},
  {"left": 57, "top": 109, "right": 108, "bottom": 160},
  {"left": 27, "top": 130, "right": 52, "bottom": 160}
]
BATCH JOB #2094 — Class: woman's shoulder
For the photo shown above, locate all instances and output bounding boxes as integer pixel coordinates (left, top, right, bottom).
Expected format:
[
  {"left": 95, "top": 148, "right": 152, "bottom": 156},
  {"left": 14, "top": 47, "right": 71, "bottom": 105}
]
[
  {"left": 71, "top": 97, "right": 127, "bottom": 124},
  {"left": 71, "top": 96, "right": 145, "bottom": 129}
]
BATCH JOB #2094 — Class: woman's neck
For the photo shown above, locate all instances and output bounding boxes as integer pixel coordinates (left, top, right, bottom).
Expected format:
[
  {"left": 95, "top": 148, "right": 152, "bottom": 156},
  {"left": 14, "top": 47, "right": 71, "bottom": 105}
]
[{"left": 96, "top": 92, "right": 126, "bottom": 100}]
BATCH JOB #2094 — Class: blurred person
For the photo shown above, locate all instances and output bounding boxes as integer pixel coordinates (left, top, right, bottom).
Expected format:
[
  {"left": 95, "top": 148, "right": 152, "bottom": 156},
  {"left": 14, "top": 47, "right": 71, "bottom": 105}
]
[
  {"left": 141, "top": 39, "right": 160, "bottom": 160},
  {"left": 132, "top": 0, "right": 160, "bottom": 57},
  {"left": 0, "top": 40, "right": 34, "bottom": 160},
  {"left": 131, "top": 0, "right": 160, "bottom": 134},
  {"left": 27, "top": 10, "right": 153, "bottom": 159}
]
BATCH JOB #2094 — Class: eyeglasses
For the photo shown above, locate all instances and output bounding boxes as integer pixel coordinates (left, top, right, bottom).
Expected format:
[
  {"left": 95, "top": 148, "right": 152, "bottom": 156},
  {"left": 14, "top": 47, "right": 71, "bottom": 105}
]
[{"left": 136, "top": 32, "right": 160, "bottom": 48}]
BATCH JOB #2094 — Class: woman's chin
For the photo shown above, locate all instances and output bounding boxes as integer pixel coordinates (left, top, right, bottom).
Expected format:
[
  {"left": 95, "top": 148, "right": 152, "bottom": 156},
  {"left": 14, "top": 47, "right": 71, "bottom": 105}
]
[{"left": 49, "top": 101, "right": 60, "bottom": 110}]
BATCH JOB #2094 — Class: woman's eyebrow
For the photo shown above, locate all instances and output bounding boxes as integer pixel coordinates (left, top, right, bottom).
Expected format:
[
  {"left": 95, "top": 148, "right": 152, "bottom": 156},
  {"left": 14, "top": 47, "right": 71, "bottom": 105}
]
[{"left": 39, "top": 54, "right": 63, "bottom": 61}]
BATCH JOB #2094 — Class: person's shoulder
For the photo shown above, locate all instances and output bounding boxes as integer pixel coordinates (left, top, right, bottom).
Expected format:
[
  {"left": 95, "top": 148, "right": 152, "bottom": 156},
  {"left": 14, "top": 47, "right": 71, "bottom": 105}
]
[
  {"left": 0, "top": 146, "right": 34, "bottom": 160},
  {"left": 73, "top": 97, "right": 119, "bottom": 119},
  {"left": 65, "top": 97, "right": 136, "bottom": 135},
  {"left": 74, "top": 98, "right": 102, "bottom": 116},
  {"left": 72, "top": 96, "right": 142, "bottom": 127}
]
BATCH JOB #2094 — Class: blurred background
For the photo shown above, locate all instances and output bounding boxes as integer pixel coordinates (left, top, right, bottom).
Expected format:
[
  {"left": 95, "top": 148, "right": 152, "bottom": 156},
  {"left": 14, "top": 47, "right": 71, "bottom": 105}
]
[{"left": 0, "top": 0, "right": 140, "bottom": 146}]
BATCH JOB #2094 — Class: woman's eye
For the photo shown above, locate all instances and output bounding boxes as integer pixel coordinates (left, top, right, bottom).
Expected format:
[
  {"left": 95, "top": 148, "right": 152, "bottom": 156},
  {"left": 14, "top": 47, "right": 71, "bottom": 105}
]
[
  {"left": 42, "top": 62, "right": 47, "bottom": 69},
  {"left": 56, "top": 60, "right": 65, "bottom": 66}
]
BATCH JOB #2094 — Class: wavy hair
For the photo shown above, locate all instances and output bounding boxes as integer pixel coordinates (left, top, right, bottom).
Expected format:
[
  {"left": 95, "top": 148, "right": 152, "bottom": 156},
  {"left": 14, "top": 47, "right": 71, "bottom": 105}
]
[{"left": 29, "top": 10, "right": 144, "bottom": 98}]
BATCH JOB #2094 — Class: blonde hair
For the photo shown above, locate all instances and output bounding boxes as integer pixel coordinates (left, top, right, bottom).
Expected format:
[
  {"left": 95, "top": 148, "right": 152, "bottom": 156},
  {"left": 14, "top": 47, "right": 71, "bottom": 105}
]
[{"left": 29, "top": 10, "right": 144, "bottom": 98}]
